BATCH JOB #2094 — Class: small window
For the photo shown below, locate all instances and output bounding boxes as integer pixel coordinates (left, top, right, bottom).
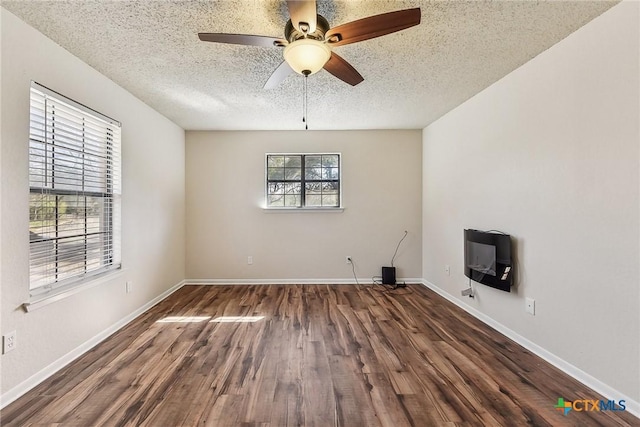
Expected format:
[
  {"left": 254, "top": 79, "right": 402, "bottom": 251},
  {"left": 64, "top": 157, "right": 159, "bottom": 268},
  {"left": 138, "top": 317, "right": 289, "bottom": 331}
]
[
  {"left": 266, "top": 153, "right": 341, "bottom": 208},
  {"left": 29, "top": 82, "right": 122, "bottom": 298}
]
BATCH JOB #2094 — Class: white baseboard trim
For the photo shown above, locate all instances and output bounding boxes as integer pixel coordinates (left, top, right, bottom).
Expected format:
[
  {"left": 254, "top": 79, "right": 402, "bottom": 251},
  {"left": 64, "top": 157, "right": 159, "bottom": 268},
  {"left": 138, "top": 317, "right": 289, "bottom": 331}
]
[
  {"left": 0, "top": 280, "right": 186, "bottom": 409},
  {"left": 184, "top": 278, "right": 423, "bottom": 286},
  {"left": 420, "top": 279, "right": 639, "bottom": 418}
]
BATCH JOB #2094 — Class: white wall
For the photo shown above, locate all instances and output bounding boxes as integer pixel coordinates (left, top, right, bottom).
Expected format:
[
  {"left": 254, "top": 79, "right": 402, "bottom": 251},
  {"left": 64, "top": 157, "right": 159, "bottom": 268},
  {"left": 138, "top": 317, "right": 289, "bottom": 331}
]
[
  {"left": 422, "top": 1, "right": 639, "bottom": 404},
  {"left": 0, "top": 9, "right": 185, "bottom": 397},
  {"left": 186, "top": 130, "right": 422, "bottom": 282}
]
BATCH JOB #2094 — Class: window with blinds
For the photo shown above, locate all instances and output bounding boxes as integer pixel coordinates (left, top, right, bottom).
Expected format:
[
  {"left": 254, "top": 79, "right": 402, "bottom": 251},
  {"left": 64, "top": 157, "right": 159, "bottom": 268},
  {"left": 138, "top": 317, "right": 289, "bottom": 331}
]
[{"left": 29, "top": 82, "right": 122, "bottom": 297}]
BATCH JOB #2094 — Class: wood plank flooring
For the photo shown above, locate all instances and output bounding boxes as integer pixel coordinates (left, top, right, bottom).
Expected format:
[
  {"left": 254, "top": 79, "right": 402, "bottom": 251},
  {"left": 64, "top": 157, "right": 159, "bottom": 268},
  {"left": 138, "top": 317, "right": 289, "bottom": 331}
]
[{"left": 1, "top": 284, "right": 637, "bottom": 426}]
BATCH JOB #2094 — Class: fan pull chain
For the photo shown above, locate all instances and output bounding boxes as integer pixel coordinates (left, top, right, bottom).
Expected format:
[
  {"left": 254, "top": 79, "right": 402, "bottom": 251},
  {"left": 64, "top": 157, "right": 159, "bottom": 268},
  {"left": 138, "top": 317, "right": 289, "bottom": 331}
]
[
  {"left": 304, "top": 74, "right": 308, "bottom": 130},
  {"left": 302, "top": 71, "right": 310, "bottom": 130}
]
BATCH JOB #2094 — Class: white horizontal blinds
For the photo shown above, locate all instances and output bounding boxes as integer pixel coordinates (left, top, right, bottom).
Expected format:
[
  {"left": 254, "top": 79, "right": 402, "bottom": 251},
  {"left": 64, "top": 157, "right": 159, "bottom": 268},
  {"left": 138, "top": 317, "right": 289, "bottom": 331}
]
[{"left": 29, "top": 82, "right": 121, "bottom": 296}]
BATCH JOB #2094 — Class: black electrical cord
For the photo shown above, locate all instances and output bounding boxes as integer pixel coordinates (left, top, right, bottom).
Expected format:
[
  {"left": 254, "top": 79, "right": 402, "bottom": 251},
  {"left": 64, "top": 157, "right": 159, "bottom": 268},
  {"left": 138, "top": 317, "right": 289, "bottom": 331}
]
[
  {"left": 371, "top": 275, "right": 411, "bottom": 293},
  {"left": 371, "top": 276, "right": 389, "bottom": 291}
]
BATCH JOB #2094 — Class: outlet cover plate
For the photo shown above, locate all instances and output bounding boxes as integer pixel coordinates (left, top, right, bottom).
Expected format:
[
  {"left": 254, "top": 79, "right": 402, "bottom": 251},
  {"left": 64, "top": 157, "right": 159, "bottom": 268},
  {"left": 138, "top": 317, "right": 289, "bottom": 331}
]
[
  {"left": 3, "top": 330, "right": 16, "bottom": 354},
  {"left": 526, "top": 298, "right": 535, "bottom": 315}
]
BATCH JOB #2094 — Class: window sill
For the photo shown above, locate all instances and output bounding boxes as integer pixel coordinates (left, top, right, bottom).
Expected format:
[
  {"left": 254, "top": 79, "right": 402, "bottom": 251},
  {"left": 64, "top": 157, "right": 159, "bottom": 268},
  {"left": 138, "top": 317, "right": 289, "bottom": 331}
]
[
  {"left": 262, "top": 207, "right": 345, "bottom": 213},
  {"left": 23, "top": 268, "right": 124, "bottom": 312}
]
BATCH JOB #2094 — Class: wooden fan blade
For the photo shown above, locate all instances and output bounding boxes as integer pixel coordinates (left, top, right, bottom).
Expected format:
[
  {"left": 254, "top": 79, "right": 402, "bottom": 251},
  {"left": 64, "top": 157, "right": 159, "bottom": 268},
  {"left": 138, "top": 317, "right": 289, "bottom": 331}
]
[
  {"left": 323, "top": 52, "right": 364, "bottom": 86},
  {"left": 325, "top": 8, "right": 421, "bottom": 47},
  {"left": 198, "top": 33, "right": 286, "bottom": 48},
  {"left": 264, "top": 61, "right": 295, "bottom": 89},
  {"left": 287, "top": 0, "right": 317, "bottom": 34}
]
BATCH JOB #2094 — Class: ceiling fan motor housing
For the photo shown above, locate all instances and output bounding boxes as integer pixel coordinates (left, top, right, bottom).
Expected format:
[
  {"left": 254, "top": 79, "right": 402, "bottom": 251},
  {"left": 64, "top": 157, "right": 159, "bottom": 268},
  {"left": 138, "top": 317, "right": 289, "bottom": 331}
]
[{"left": 285, "top": 15, "right": 330, "bottom": 42}]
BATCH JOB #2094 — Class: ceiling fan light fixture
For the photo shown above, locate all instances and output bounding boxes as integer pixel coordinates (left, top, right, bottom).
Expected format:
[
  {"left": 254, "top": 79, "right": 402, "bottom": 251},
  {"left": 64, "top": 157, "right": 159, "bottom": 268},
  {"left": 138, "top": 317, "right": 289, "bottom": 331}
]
[{"left": 283, "top": 39, "right": 331, "bottom": 76}]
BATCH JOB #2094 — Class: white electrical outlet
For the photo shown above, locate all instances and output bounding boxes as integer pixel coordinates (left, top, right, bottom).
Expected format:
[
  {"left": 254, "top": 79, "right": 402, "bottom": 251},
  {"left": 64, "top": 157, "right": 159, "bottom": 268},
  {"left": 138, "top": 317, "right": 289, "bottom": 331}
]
[
  {"left": 3, "top": 331, "right": 16, "bottom": 354},
  {"left": 126, "top": 281, "right": 133, "bottom": 293},
  {"left": 346, "top": 256, "right": 352, "bottom": 264},
  {"left": 526, "top": 297, "right": 535, "bottom": 315},
  {"left": 248, "top": 256, "right": 253, "bottom": 265},
  {"left": 445, "top": 265, "right": 451, "bottom": 276}
]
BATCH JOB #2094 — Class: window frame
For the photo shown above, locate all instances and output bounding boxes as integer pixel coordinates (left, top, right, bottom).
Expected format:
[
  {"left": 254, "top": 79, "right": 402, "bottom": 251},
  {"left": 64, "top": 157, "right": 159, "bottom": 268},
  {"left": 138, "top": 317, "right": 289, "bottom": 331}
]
[
  {"left": 264, "top": 153, "right": 342, "bottom": 210},
  {"left": 28, "top": 81, "right": 122, "bottom": 303}
]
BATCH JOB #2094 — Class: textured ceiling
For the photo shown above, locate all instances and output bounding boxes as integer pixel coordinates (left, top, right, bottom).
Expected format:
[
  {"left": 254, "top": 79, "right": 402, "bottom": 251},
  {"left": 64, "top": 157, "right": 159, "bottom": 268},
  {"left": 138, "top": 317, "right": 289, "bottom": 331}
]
[{"left": 2, "top": 0, "right": 618, "bottom": 130}]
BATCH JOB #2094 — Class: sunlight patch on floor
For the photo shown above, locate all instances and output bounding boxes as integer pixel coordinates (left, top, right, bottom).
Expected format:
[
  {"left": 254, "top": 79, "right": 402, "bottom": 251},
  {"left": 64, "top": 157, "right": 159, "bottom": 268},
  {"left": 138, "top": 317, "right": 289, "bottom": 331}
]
[
  {"left": 156, "top": 316, "right": 212, "bottom": 323},
  {"left": 210, "top": 316, "right": 265, "bottom": 323}
]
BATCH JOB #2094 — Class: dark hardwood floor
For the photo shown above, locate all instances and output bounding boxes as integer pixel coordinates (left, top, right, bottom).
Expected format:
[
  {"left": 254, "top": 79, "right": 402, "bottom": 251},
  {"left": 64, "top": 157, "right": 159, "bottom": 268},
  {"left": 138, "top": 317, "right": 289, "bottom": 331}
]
[{"left": 1, "top": 284, "right": 637, "bottom": 426}]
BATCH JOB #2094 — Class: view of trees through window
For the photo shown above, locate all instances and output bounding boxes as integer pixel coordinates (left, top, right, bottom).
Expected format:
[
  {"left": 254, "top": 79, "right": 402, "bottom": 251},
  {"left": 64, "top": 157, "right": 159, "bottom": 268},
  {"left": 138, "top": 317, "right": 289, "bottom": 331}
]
[
  {"left": 266, "top": 154, "right": 340, "bottom": 208},
  {"left": 29, "top": 193, "right": 108, "bottom": 289}
]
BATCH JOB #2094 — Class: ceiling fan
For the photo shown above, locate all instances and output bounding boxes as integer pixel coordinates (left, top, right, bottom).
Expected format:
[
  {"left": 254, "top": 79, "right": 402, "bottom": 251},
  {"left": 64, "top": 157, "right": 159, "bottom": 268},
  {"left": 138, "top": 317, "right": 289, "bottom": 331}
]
[{"left": 198, "top": 0, "right": 421, "bottom": 88}]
